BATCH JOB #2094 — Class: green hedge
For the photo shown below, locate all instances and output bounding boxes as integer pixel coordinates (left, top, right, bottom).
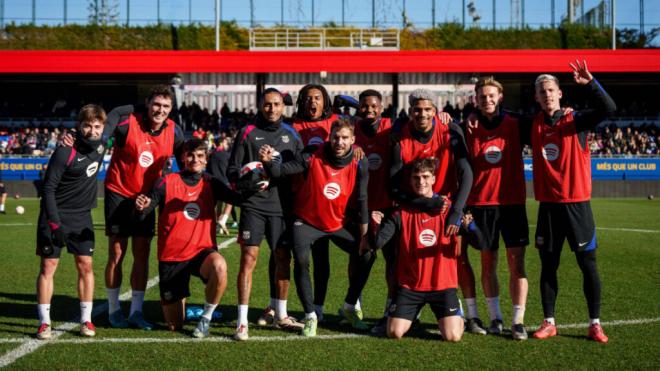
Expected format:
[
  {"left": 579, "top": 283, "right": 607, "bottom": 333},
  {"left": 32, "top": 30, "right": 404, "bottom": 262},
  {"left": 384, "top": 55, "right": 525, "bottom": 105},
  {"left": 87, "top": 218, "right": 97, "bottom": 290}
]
[{"left": 0, "top": 23, "right": 631, "bottom": 50}]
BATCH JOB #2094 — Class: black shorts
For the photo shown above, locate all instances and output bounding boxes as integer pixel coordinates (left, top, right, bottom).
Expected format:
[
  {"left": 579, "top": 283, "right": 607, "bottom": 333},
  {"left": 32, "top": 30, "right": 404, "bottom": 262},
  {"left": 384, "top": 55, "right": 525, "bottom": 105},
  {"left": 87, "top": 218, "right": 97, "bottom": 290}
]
[
  {"left": 238, "top": 209, "right": 287, "bottom": 249},
  {"left": 0, "top": 184, "right": 6, "bottom": 195},
  {"left": 535, "top": 201, "right": 597, "bottom": 253},
  {"left": 389, "top": 287, "right": 461, "bottom": 321},
  {"left": 292, "top": 218, "right": 361, "bottom": 254},
  {"left": 104, "top": 188, "right": 155, "bottom": 237},
  {"left": 158, "top": 248, "right": 217, "bottom": 303},
  {"left": 36, "top": 210, "right": 95, "bottom": 258},
  {"left": 468, "top": 204, "right": 529, "bottom": 250}
]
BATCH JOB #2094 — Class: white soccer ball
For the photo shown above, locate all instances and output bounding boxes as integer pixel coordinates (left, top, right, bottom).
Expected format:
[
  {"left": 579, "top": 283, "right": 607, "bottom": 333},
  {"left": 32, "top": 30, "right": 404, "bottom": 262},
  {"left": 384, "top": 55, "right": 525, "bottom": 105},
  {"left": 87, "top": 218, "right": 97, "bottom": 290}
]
[
  {"left": 240, "top": 161, "right": 270, "bottom": 191},
  {"left": 15, "top": 205, "right": 25, "bottom": 215}
]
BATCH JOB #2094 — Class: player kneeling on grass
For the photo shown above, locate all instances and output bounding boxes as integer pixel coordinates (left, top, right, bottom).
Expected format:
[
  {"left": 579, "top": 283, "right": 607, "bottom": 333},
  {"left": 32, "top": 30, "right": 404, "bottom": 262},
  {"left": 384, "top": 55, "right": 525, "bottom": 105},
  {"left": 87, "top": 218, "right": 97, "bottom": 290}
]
[
  {"left": 35, "top": 105, "right": 107, "bottom": 340},
  {"left": 135, "top": 138, "right": 240, "bottom": 338},
  {"left": 371, "top": 158, "right": 464, "bottom": 342}
]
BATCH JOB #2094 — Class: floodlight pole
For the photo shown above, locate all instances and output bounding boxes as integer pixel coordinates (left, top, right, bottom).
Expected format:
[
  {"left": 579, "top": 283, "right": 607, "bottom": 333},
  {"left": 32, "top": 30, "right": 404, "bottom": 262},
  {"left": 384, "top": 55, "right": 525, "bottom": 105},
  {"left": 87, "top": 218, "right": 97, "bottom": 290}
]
[
  {"left": 640, "top": 0, "right": 644, "bottom": 33},
  {"left": 432, "top": 0, "right": 435, "bottom": 28},
  {"left": 189, "top": 0, "right": 192, "bottom": 24},
  {"left": 215, "top": 0, "right": 221, "bottom": 51},
  {"left": 372, "top": 0, "right": 375, "bottom": 28},
  {"left": 281, "top": 0, "right": 284, "bottom": 25},
  {"left": 492, "top": 0, "right": 496, "bottom": 30},
  {"left": 342, "top": 0, "right": 345, "bottom": 27},
  {"left": 63, "top": 0, "right": 67, "bottom": 25},
  {"left": 611, "top": 0, "right": 616, "bottom": 50},
  {"left": 462, "top": 0, "right": 465, "bottom": 28},
  {"left": 32, "top": 0, "right": 36, "bottom": 24},
  {"left": 311, "top": 0, "right": 315, "bottom": 27},
  {"left": 0, "top": 0, "right": 4, "bottom": 29},
  {"left": 551, "top": 0, "right": 555, "bottom": 28},
  {"left": 157, "top": 0, "right": 161, "bottom": 24}
]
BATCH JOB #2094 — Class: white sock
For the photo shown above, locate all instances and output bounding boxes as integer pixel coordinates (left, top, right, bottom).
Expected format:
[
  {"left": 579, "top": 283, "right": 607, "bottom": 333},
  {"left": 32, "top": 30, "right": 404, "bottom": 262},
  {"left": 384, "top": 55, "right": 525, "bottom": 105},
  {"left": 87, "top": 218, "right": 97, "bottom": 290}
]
[
  {"left": 355, "top": 296, "right": 362, "bottom": 311},
  {"left": 305, "top": 312, "right": 317, "bottom": 321},
  {"left": 589, "top": 318, "right": 600, "bottom": 326},
  {"left": 80, "top": 302, "right": 93, "bottom": 323},
  {"left": 237, "top": 304, "right": 249, "bottom": 327},
  {"left": 486, "top": 296, "right": 503, "bottom": 321},
  {"left": 544, "top": 317, "right": 556, "bottom": 325},
  {"left": 37, "top": 304, "right": 51, "bottom": 324},
  {"left": 343, "top": 302, "right": 355, "bottom": 312},
  {"left": 0, "top": 204, "right": 5, "bottom": 212},
  {"left": 512, "top": 304, "right": 525, "bottom": 325},
  {"left": 269, "top": 297, "right": 276, "bottom": 309},
  {"left": 106, "top": 287, "right": 121, "bottom": 314},
  {"left": 465, "top": 297, "right": 479, "bottom": 319},
  {"left": 383, "top": 298, "right": 392, "bottom": 316},
  {"left": 275, "top": 299, "right": 288, "bottom": 320},
  {"left": 202, "top": 302, "right": 218, "bottom": 321},
  {"left": 129, "top": 291, "right": 144, "bottom": 316},
  {"left": 314, "top": 305, "right": 324, "bottom": 321}
]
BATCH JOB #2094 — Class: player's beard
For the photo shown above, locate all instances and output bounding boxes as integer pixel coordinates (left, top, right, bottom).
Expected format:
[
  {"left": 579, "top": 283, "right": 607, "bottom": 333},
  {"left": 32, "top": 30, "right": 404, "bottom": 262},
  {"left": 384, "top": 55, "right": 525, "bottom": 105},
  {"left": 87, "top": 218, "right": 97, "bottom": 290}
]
[{"left": 76, "top": 130, "right": 103, "bottom": 152}]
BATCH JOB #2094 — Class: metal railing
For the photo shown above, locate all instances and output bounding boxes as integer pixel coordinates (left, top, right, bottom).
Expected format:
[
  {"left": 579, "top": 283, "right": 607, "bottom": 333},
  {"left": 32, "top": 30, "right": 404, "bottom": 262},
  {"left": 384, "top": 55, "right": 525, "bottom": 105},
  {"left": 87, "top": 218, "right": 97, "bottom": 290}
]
[{"left": 249, "top": 28, "right": 400, "bottom": 51}]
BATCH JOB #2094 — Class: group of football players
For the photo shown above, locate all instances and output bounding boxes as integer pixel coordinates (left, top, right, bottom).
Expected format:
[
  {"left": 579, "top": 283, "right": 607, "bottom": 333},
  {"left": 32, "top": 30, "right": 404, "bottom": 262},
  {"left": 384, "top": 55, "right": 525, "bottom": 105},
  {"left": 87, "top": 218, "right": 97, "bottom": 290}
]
[{"left": 34, "top": 60, "right": 614, "bottom": 344}]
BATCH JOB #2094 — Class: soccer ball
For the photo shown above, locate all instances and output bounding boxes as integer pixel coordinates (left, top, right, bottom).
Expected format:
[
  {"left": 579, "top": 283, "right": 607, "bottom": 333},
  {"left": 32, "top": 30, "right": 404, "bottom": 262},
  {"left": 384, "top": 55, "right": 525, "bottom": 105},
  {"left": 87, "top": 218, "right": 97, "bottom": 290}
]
[
  {"left": 15, "top": 205, "right": 25, "bottom": 215},
  {"left": 13, "top": 194, "right": 20, "bottom": 199},
  {"left": 240, "top": 161, "right": 269, "bottom": 191},
  {"left": 648, "top": 194, "right": 655, "bottom": 200}
]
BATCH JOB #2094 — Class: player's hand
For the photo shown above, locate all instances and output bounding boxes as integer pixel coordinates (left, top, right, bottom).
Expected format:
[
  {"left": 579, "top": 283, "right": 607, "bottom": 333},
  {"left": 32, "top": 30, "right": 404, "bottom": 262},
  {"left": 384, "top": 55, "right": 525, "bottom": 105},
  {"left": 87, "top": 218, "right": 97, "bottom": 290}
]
[
  {"left": 461, "top": 212, "right": 474, "bottom": 228},
  {"left": 569, "top": 59, "right": 593, "bottom": 85},
  {"left": 561, "top": 106, "right": 574, "bottom": 116},
  {"left": 358, "top": 234, "right": 371, "bottom": 255},
  {"left": 370, "top": 211, "right": 384, "bottom": 225},
  {"left": 353, "top": 145, "right": 365, "bottom": 161},
  {"left": 217, "top": 214, "right": 230, "bottom": 235},
  {"left": 440, "top": 195, "right": 450, "bottom": 214},
  {"left": 51, "top": 226, "right": 67, "bottom": 248},
  {"left": 135, "top": 194, "right": 151, "bottom": 211},
  {"left": 445, "top": 223, "right": 460, "bottom": 236},
  {"left": 258, "top": 145, "right": 274, "bottom": 163},
  {"left": 466, "top": 112, "right": 479, "bottom": 135},
  {"left": 62, "top": 131, "right": 75, "bottom": 147},
  {"left": 438, "top": 111, "right": 452, "bottom": 125}
]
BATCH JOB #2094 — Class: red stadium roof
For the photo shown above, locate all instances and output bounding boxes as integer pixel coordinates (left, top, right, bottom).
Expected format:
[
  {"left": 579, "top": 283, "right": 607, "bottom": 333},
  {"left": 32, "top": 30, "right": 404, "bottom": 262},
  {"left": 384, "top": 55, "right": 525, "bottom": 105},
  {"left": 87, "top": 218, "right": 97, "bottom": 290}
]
[{"left": 0, "top": 49, "right": 658, "bottom": 74}]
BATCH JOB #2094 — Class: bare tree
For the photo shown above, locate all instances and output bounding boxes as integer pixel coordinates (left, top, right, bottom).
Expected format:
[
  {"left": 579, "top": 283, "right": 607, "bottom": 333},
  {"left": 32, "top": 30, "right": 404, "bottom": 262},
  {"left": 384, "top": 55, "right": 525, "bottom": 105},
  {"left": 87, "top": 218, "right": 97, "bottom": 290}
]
[{"left": 88, "top": 0, "right": 120, "bottom": 26}]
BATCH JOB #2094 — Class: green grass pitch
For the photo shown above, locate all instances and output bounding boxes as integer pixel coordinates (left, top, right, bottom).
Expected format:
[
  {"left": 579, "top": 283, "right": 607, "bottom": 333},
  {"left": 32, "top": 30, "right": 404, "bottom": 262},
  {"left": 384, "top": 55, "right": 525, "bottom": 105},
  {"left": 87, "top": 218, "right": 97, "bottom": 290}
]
[{"left": 0, "top": 197, "right": 659, "bottom": 369}]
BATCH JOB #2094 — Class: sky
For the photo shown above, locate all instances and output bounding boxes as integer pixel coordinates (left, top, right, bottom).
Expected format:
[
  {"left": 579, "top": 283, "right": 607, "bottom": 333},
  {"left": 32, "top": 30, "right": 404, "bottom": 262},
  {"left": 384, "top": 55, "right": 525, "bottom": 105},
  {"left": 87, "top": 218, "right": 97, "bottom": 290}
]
[{"left": 1, "top": 0, "right": 657, "bottom": 35}]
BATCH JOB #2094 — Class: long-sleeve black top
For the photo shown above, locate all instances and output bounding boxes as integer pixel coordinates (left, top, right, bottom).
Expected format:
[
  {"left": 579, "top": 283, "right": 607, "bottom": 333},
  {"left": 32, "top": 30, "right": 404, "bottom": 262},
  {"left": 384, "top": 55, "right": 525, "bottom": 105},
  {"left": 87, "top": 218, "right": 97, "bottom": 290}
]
[{"left": 41, "top": 141, "right": 106, "bottom": 226}]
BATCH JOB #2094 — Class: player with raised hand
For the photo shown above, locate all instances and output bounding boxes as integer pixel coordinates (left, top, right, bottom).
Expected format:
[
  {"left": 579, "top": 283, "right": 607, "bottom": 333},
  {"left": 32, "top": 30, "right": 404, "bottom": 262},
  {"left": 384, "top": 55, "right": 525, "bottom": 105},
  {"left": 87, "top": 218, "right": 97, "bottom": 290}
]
[
  {"left": 372, "top": 158, "right": 463, "bottom": 342},
  {"left": 531, "top": 60, "right": 616, "bottom": 343},
  {"left": 260, "top": 119, "right": 374, "bottom": 337},
  {"left": 35, "top": 105, "right": 107, "bottom": 339},
  {"left": 100, "top": 85, "right": 185, "bottom": 330},
  {"left": 134, "top": 138, "right": 239, "bottom": 338},
  {"left": 227, "top": 88, "right": 304, "bottom": 341},
  {"left": 459, "top": 76, "right": 530, "bottom": 339}
]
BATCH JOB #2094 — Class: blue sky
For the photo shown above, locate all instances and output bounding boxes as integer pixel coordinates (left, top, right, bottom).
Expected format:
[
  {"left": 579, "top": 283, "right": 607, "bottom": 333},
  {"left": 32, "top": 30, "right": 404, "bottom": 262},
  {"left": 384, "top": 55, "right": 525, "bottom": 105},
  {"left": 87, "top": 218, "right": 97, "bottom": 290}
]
[{"left": 2, "top": 0, "right": 657, "bottom": 33}]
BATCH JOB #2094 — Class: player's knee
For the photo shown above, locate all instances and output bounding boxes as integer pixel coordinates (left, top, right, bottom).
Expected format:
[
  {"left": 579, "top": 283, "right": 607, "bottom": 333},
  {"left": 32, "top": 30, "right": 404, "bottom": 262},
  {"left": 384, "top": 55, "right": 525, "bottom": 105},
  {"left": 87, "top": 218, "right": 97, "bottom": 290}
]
[
  {"left": 76, "top": 260, "right": 94, "bottom": 276},
  {"left": 40, "top": 259, "right": 58, "bottom": 276},
  {"left": 387, "top": 327, "right": 405, "bottom": 340},
  {"left": 212, "top": 256, "right": 227, "bottom": 280},
  {"left": 443, "top": 329, "right": 463, "bottom": 342}
]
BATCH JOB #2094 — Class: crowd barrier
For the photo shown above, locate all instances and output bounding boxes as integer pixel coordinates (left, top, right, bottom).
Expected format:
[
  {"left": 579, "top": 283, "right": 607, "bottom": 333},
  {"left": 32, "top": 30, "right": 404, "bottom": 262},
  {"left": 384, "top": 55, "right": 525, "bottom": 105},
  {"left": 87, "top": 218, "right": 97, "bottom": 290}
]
[{"left": 1, "top": 156, "right": 658, "bottom": 181}]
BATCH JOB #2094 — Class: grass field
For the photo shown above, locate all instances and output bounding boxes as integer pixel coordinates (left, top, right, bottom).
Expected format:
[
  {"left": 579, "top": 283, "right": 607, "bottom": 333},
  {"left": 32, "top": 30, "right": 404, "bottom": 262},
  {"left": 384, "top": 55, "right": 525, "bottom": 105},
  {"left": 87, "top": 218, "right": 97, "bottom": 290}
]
[{"left": 0, "top": 197, "right": 659, "bottom": 370}]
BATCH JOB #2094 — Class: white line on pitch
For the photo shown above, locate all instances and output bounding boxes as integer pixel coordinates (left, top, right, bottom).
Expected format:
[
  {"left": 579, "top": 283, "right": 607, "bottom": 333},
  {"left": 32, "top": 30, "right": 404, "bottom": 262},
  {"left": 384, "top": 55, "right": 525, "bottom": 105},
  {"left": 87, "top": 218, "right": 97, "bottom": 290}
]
[
  {"left": 528, "top": 224, "right": 660, "bottom": 233},
  {"left": 0, "top": 237, "right": 237, "bottom": 368},
  {"left": 0, "top": 316, "right": 658, "bottom": 346}
]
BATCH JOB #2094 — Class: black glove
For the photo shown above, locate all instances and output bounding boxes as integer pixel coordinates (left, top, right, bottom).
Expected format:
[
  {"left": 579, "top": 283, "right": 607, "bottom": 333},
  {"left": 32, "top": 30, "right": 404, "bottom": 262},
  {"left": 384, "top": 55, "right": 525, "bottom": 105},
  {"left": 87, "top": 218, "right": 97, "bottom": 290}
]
[{"left": 51, "top": 226, "right": 67, "bottom": 248}]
